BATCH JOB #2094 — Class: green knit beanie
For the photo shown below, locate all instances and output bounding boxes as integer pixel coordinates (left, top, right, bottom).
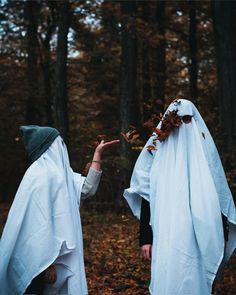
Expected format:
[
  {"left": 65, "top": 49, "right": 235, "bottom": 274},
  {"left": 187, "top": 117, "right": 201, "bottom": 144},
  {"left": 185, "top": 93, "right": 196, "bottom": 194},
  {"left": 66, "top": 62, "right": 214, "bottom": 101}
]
[{"left": 20, "top": 125, "right": 60, "bottom": 162}]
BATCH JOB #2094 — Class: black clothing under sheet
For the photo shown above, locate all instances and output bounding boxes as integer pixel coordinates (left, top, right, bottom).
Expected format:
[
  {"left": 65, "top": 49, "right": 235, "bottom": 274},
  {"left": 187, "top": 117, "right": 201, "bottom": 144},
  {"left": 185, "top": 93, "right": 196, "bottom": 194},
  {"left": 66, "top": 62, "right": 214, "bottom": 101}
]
[
  {"left": 139, "top": 198, "right": 229, "bottom": 247},
  {"left": 24, "top": 271, "right": 45, "bottom": 295}
]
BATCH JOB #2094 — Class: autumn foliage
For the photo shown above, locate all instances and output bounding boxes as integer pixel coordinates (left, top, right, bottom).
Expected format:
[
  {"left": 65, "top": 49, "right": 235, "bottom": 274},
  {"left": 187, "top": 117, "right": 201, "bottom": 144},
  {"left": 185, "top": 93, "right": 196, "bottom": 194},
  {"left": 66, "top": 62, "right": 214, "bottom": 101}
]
[
  {"left": 0, "top": 1, "right": 236, "bottom": 292},
  {"left": 1, "top": 203, "right": 235, "bottom": 294}
]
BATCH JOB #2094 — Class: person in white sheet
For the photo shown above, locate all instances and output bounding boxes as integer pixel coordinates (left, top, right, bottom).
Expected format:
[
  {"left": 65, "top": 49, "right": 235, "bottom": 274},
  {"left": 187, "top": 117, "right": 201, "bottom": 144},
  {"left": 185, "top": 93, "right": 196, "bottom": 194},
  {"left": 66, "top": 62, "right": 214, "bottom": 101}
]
[
  {"left": 124, "top": 99, "right": 236, "bottom": 295},
  {"left": 0, "top": 125, "right": 119, "bottom": 295}
]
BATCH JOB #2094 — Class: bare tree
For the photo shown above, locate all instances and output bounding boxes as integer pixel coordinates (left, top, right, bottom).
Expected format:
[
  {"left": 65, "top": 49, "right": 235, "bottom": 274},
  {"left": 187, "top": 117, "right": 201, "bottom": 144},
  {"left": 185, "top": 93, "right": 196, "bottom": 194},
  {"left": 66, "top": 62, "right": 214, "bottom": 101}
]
[
  {"left": 54, "top": 1, "right": 71, "bottom": 142},
  {"left": 24, "top": 1, "right": 41, "bottom": 124},
  {"left": 189, "top": 0, "right": 198, "bottom": 103},
  {"left": 150, "top": 1, "right": 166, "bottom": 114},
  {"left": 212, "top": 0, "right": 236, "bottom": 150},
  {"left": 120, "top": 1, "right": 139, "bottom": 192}
]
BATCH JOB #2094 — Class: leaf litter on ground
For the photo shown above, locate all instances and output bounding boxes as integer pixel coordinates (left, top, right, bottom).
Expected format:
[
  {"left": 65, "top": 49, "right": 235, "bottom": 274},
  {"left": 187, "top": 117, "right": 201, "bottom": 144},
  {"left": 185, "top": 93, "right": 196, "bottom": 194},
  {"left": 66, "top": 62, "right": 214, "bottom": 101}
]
[{"left": 0, "top": 202, "right": 236, "bottom": 294}]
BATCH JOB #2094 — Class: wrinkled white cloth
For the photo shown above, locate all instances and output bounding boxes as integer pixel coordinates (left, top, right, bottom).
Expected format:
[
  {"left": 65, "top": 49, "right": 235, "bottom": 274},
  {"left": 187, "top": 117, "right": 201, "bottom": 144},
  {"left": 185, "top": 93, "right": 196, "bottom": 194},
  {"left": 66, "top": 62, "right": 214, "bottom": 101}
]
[
  {"left": 81, "top": 167, "right": 102, "bottom": 201},
  {"left": 124, "top": 99, "right": 236, "bottom": 295},
  {"left": 0, "top": 136, "right": 88, "bottom": 295}
]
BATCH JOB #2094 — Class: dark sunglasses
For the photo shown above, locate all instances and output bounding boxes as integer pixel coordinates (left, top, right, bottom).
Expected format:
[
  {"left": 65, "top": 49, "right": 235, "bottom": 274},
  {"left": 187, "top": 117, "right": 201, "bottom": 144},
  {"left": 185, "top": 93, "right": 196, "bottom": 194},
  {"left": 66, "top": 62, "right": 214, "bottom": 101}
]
[{"left": 181, "top": 115, "right": 192, "bottom": 124}]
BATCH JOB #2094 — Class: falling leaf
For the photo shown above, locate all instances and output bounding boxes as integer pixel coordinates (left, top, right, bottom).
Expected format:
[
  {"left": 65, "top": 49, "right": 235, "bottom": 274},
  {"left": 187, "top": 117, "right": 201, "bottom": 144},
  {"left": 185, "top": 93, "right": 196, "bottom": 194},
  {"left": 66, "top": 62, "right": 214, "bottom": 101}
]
[
  {"left": 131, "top": 133, "right": 140, "bottom": 140},
  {"left": 120, "top": 130, "right": 140, "bottom": 143},
  {"left": 153, "top": 128, "right": 164, "bottom": 136},
  {"left": 143, "top": 114, "right": 161, "bottom": 131},
  {"left": 147, "top": 145, "right": 157, "bottom": 151},
  {"left": 120, "top": 132, "right": 130, "bottom": 143}
]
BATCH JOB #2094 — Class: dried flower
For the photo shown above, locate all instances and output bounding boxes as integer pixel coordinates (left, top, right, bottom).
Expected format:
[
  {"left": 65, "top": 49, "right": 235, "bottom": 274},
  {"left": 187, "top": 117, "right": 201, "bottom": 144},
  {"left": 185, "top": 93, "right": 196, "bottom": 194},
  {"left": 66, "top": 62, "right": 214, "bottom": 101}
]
[
  {"left": 154, "top": 110, "right": 182, "bottom": 142},
  {"left": 145, "top": 106, "right": 193, "bottom": 152}
]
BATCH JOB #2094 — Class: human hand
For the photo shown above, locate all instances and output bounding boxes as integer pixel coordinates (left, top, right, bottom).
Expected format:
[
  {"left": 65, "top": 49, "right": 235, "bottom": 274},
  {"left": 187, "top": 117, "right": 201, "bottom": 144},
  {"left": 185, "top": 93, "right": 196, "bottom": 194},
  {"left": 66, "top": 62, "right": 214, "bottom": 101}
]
[
  {"left": 141, "top": 244, "right": 152, "bottom": 261},
  {"left": 44, "top": 264, "right": 57, "bottom": 284},
  {"left": 95, "top": 139, "right": 120, "bottom": 154},
  {"left": 90, "top": 139, "right": 119, "bottom": 172}
]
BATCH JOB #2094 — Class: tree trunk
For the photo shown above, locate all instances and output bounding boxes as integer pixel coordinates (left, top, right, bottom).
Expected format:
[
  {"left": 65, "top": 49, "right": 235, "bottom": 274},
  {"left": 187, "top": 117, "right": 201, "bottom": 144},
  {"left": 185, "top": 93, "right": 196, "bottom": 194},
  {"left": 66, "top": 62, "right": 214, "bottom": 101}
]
[
  {"left": 120, "top": 1, "right": 139, "bottom": 130},
  {"left": 54, "top": 1, "right": 71, "bottom": 142},
  {"left": 212, "top": 1, "right": 236, "bottom": 150},
  {"left": 120, "top": 1, "right": 138, "bottom": 192},
  {"left": 150, "top": 1, "right": 166, "bottom": 114},
  {"left": 189, "top": 0, "right": 198, "bottom": 103},
  {"left": 141, "top": 1, "right": 151, "bottom": 122},
  {"left": 43, "top": 5, "right": 56, "bottom": 126},
  {"left": 25, "top": 1, "right": 41, "bottom": 124}
]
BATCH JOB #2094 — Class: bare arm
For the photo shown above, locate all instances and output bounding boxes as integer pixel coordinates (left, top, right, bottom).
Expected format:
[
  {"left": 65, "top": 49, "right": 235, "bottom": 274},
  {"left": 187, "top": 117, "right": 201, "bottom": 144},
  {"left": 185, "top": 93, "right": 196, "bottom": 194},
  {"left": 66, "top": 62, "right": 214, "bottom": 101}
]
[
  {"left": 81, "top": 139, "right": 120, "bottom": 199},
  {"left": 90, "top": 139, "right": 120, "bottom": 171}
]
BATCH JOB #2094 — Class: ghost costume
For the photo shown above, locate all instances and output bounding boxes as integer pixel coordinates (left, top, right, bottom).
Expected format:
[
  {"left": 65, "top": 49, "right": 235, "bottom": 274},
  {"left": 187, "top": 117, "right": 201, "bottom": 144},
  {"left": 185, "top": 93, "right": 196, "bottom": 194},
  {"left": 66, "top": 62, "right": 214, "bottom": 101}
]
[
  {"left": 124, "top": 99, "right": 236, "bottom": 295},
  {"left": 0, "top": 126, "right": 101, "bottom": 295}
]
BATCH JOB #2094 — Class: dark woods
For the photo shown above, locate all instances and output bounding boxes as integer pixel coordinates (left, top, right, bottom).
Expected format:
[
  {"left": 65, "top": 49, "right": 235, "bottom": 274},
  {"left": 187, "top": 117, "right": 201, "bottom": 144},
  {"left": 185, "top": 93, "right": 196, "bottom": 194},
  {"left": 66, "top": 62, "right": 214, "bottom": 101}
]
[{"left": 0, "top": 0, "right": 236, "bottom": 206}]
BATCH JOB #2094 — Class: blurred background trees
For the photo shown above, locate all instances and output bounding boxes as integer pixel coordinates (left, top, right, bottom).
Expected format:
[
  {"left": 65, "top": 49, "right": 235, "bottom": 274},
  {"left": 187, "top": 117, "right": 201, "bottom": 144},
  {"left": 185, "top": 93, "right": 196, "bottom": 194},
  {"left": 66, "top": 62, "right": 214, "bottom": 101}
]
[{"left": 0, "top": 0, "right": 236, "bottom": 207}]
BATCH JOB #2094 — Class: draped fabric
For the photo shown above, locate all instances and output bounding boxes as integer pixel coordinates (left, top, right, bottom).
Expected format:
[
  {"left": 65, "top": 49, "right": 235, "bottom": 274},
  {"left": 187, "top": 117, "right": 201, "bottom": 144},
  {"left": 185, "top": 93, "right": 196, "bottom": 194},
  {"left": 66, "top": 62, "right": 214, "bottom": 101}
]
[
  {"left": 0, "top": 136, "right": 88, "bottom": 295},
  {"left": 124, "top": 99, "right": 236, "bottom": 294}
]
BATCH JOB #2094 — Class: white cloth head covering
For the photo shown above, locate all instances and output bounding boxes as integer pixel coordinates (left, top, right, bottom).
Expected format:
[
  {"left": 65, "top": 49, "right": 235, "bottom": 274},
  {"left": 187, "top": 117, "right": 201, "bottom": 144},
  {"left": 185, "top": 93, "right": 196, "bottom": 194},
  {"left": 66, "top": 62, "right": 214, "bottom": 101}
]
[
  {"left": 124, "top": 99, "right": 236, "bottom": 295},
  {"left": 0, "top": 136, "right": 88, "bottom": 295}
]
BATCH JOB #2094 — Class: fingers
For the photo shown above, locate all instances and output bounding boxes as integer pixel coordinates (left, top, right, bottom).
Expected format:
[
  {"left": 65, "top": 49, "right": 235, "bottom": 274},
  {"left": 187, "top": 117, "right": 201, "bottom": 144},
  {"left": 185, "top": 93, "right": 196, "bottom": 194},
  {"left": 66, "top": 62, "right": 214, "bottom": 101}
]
[
  {"left": 45, "top": 270, "right": 56, "bottom": 284},
  {"left": 44, "top": 265, "right": 57, "bottom": 284},
  {"left": 44, "top": 270, "right": 53, "bottom": 284},
  {"left": 95, "top": 139, "right": 120, "bottom": 153},
  {"left": 141, "top": 244, "right": 152, "bottom": 261},
  {"left": 145, "top": 248, "right": 151, "bottom": 261},
  {"left": 103, "top": 139, "right": 120, "bottom": 146},
  {"left": 142, "top": 249, "right": 149, "bottom": 260}
]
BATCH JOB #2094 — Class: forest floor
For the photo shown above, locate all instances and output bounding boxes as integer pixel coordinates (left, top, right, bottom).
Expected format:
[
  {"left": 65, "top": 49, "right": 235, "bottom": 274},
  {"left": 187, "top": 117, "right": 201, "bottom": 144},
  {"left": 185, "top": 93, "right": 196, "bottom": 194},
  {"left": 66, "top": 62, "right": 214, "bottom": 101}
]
[{"left": 0, "top": 203, "right": 236, "bottom": 295}]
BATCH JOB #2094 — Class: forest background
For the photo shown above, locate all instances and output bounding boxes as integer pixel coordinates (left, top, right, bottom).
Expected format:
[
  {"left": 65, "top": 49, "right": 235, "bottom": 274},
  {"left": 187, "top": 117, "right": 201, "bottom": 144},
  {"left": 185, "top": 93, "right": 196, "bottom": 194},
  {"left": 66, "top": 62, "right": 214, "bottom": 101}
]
[{"left": 0, "top": 0, "right": 236, "bottom": 294}]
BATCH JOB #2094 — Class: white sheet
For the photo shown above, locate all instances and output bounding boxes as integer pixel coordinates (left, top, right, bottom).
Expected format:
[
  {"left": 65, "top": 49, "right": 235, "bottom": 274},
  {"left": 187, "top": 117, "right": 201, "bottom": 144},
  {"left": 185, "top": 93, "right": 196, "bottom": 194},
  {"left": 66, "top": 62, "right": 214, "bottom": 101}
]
[
  {"left": 0, "top": 136, "right": 88, "bottom": 295},
  {"left": 124, "top": 99, "right": 236, "bottom": 294}
]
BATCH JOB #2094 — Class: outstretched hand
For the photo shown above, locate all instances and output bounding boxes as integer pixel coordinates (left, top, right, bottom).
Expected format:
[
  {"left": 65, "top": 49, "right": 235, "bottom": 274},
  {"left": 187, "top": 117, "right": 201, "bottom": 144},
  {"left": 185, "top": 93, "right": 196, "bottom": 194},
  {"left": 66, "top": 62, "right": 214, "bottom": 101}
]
[
  {"left": 141, "top": 244, "right": 152, "bottom": 261},
  {"left": 88, "top": 139, "right": 120, "bottom": 172},
  {"left": 95, "top": 139, "right": 120, "bottom": 154},
  {"left": 44, "top": 264, "right": 57, "bottom": 284}
]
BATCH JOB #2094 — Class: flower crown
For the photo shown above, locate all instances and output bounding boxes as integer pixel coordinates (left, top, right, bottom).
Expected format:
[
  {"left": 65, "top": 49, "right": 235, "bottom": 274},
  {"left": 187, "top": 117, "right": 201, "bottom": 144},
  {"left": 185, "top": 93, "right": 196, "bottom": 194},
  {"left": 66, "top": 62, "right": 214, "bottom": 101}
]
[{"left": 146, "top": 100, "right": 192, "bottom": 151}]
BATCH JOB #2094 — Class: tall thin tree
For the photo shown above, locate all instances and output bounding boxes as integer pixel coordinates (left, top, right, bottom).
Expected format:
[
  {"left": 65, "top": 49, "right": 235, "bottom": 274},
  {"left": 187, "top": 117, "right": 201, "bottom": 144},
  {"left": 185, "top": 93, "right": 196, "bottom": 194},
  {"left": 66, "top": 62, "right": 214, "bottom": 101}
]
[
  {"left": 189, "top": 0, "right": 198, "bottom": 103},
  {"left": 41, "top": 2, "right": 56, "bottom": 126},
  {"left": 54, "top": 1, "right": 71, "bottom": 142},
  {"left": 120, "top": 1, "right": 138, "bottom": 190},
  {"left": 25, "top": 1, "right": 41, "bottom": 124},
  {"left": 212, "top": 1, "right": 236, "bottom": 150},
  {"left": 150, "top": 1, "right": 166, "bottom": 114},
  {"left": 140, "top": 1, "right": 151, "bottom": 123}
]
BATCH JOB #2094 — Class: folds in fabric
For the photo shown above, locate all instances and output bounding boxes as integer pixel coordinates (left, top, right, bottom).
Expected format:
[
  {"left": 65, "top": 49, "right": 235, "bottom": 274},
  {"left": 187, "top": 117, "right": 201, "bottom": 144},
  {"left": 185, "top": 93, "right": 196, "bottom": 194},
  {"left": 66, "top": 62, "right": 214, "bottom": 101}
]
[
  {"left": 124, "top": 99, "right": 236, "bottom": 295},
  {"left": 0, "top": 137, "right": 87, "bottom": 295}
]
